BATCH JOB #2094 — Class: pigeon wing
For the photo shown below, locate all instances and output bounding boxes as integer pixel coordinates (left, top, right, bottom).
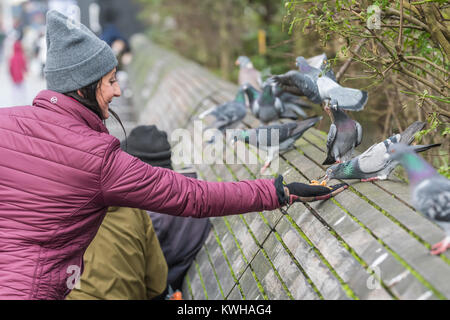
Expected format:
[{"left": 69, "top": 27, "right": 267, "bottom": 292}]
[
  {"left": 317, "top": 77, "right": 368, "bottom": 110},
  {"left": 355, "top": 121, "right": 363, "bottom": 146},
  {"left": 358, "top": 141, "right": 392, "bottom": 173},
  {"left": 323, "top": 123, "right": 338, "bottom": 165},
  {"left": 272, "top": 71, "right": 318, "bottom": 101},
  {"left": 306, "top": 53, "right": 327, "bottom": 69}
]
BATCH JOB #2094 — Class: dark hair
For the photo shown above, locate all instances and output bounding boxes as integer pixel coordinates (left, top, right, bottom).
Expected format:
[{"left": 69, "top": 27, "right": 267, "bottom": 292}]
[{"left": 64, "top": 78, "right": 127, "bottom": 147}]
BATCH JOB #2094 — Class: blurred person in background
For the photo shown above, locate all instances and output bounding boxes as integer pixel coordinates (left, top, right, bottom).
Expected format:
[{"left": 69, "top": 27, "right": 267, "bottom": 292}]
[
  {"left": 8, "top": 37, "right": 27, "bottom": 105},
  {"left": 0, "top": 25, "right": 5, "bottom": 66}
]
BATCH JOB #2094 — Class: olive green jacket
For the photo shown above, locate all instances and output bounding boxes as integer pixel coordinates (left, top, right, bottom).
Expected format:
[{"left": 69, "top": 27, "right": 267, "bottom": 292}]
[{"left": 66, "top": 207, "right": 168, "bottom": 300}]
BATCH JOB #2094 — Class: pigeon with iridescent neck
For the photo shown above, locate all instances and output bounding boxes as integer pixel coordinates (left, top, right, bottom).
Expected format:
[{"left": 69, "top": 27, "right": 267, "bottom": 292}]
[
  {"left": 324, "top": 121, "right": 441, "bottom": 182},
  {"left": 387, "top": 143, "right": 450, "bottom": 255},
  {"left": 322, "top": 104, "right": 363, "bottom": 165},
  {"left": 232, "top": 116, "right": 322, "bottom": 174},
  {"left": 236, "top": 56, "right": 263, "bottom": 91}
]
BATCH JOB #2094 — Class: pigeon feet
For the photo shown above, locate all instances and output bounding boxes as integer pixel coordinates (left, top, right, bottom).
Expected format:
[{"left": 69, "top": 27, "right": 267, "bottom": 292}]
[
  {"left": 361, "top": 177, "right": 379, "bottom": 182},
  {"left": 430, "top": 237, "right": 450, "bottom": 255},
  {"left": 260, "top": 162, "right": 271, "bottom": 175}
]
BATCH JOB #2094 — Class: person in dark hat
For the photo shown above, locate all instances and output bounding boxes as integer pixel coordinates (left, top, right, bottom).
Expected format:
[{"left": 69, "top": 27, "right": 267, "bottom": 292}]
[
  {"left": 66, "top": 125, "right": 210, "bottom": 300},
  {"left": 125, "top": 125, "right": 212, "bottom": 296}
]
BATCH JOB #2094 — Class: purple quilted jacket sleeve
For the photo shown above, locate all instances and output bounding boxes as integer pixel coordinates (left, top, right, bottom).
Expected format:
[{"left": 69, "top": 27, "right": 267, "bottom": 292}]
[{"left": 100, "top": 141, "right": 280, "bottom": 218}]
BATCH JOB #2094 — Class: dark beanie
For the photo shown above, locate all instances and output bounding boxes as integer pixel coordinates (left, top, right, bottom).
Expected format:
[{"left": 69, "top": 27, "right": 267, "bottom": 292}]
[{"left": 121, "top": 125, "right": 172, "bottom": 169}]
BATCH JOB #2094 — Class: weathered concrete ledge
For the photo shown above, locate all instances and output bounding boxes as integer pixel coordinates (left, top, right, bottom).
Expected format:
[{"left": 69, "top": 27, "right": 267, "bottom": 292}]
[{"left": 127, "top": 35, "right": 450, "bottom": 300}]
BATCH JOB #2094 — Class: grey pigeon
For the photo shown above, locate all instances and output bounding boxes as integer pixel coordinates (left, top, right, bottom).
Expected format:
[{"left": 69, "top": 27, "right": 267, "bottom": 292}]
[
  {"left": 264, "top": 77, "right": 315, "bottom": 112},
  {"left": 322, "top": 105, "right": 363, "bottom": 165},
  {"left": 305, "top": 53, "right": 337, "bottom": 82},
  {"left": 272, "top": 56, "right": 368, "bottom": 111},
  {"left": 387, "top": 143, "right": 450, "bottom": 255},
  {"left": 243, "top": 83, "right": 309, "bottom": 124},
  {"left": 232, "top": 116, "right": 322, "bottom": 174},
  {"left": 198, "top": 87, "right": 247, "bottom": 142},
  {"left": 324, "top": 121, "right": 441, "bottom": 181},
  {"left": 236, "top": 56, "right": 263, "bottom": 91}
]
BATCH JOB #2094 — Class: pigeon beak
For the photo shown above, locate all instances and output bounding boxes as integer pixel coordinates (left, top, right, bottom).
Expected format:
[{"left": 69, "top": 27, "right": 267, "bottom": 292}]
[{"left": 235, "top": 60, "right": 240, "bottom": 66}]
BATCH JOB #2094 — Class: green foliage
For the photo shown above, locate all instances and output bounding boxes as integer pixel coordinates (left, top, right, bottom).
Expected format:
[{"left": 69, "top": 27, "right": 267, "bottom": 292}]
[
  {"left": 136, "top": 0, "right": 448, "bottom": 170},
  {"left": 284, "top": 0, "right": 449, "bottom": 169},
  {"left": 136, "top": 0, "right": 300, "bottom": 81}
]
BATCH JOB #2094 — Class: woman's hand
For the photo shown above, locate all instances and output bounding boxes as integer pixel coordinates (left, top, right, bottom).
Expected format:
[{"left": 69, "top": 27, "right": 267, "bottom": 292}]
[
  {"left": 274, "top": 175, "right": 348, "bottom": 205},
  {"left": 285, "top": 182, "right": 348, "bottom": 204}
]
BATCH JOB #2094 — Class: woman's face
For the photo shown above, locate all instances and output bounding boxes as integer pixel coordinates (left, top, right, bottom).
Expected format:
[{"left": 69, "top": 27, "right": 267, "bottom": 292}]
[{"left": 96, "top": 68, "right": 121, "bottom": 119}]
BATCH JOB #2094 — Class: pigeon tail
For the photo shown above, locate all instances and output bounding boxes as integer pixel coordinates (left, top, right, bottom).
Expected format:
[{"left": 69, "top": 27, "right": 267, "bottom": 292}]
[
  {"left": 198, "top": 107, "right": 215, "bottom": 120},
  {"left": 322, "top": 154, "right": 336, "bottom": 165},
  {"left": 332, "top": 88, "right": 368, "bottom": 111},
  {"left": 412, "top": 143, "right": 441, "bottom": 153},
  {"left": 285, "top": 103, "right": 308, "bottom": 118},
  {"left": 280, "top": 107, "right": 301, "bottom": 120},
  {"left": 293, "top": 116, "right": 322, "bottom": 135},
  {"left": 399, "top": 121, "right": 426, "bottom": 145}
]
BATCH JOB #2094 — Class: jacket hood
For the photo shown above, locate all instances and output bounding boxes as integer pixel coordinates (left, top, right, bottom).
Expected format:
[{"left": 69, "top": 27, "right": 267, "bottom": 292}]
[{"left": 32, "top": 90, "right": 109, "bottom": 134}]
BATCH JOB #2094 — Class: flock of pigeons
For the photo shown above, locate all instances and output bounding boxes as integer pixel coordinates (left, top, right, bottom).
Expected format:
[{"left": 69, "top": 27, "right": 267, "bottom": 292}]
[{"left": 197, "top": 54, "right": 449, "bottom": 255}]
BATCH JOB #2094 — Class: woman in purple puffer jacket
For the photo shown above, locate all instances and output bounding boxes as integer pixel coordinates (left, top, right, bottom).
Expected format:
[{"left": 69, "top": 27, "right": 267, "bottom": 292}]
[{"left": 0, "top": 11, "right": 347, "bottom": 300}]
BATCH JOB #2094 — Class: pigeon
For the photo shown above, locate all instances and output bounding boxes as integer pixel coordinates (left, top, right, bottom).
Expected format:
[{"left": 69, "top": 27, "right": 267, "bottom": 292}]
[
  {"left": 198, "top": 86, "right": 247, "bottom": 142},
  {"left": 324, "top": 121, "right": 441, "bottom": 182},
  {"left": 243, "top": 83, "right": 309, "bottom": 124},
  {"left": 387, "top": 143, "right": 450, "bottom": 255},
  {"left": 236, "top": 56, "right": 263, "bottom": 91},
  {"left": 305, "top": 53, "right": 337, "bottom": 82},
  {"left": 322, "top": 104, "right": 363, "bottom": 165},
  {"left": 272, "top": 56, "right": 368, "bottom": 111},
  {"left": 264, "top": 77, "right": 314, "bottom": 113},
  {"left": 232, "top": 116, "right": 322, "bottom": 174}
]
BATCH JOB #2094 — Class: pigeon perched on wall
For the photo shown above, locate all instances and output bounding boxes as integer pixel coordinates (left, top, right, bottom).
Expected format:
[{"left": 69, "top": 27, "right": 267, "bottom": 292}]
[
  {"left": 232, "top": 116, "right": 322, "bottom": 174},
  {"left": 387, "top": 143, "right": 450, "bottom": 255},
  {"left": 324, "top": 121, "right": 441, "bottom": 182},
  {"left": 236, "top": 56, "right": 263, "bottom": 91},
  {"left": 198, "top": 87, "right": 247, "bottom": 142},
  {"left": 322, "top": 105, "right": 363, "bottom": 165},
  {"left": 243, "top": 83, "right": 309, "bottom": 124},
  {"left": 272, "top": 57, "right": 368, "bottom": 111}
]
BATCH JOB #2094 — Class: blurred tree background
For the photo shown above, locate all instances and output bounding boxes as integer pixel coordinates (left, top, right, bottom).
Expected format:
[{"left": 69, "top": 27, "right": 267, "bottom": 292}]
[{"left": 135, "top": 0, "right": 449, "bottom": 175}]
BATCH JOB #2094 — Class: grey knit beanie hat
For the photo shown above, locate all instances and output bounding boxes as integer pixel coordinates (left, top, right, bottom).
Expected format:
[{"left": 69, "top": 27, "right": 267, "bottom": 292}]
[{"left": 44, "top": 10, "right": 118, "bottom": 93}]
